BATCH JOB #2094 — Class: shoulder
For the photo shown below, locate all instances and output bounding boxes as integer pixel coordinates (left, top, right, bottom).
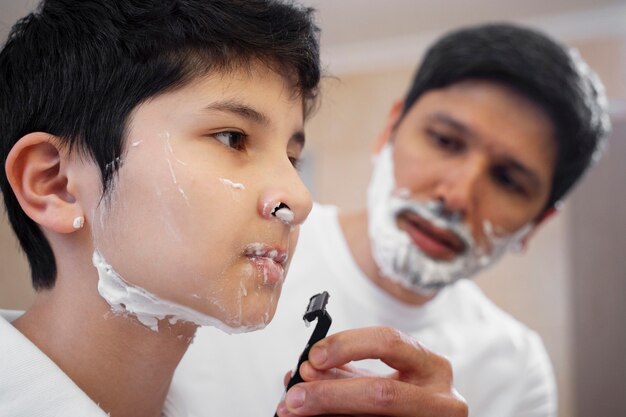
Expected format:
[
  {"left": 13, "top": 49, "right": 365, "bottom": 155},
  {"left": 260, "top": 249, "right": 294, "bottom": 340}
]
[
  {"left": 438, "top": 283, "right": 557, "bottom": 416},
  {"left": 0, "top": 310, "right": 108, "bottom": 417},
  {"left": 435, "top": 281, "right": 555, "bottom": 378},
  {"left": 444, "top": 281, "right": 544, "bottom": 347}
]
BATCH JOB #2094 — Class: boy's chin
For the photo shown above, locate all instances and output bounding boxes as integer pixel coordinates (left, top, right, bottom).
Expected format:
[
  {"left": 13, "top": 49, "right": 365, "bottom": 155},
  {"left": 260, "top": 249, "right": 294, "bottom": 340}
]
[{"left": 207, "top": 292, "right": 281, "bottom": 334}]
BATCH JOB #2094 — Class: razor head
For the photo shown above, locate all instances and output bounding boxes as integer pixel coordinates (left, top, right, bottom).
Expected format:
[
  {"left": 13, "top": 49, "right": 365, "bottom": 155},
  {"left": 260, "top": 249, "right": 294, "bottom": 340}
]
[{"left": 302, "top": 291, "right": 330, "bottom": 324}]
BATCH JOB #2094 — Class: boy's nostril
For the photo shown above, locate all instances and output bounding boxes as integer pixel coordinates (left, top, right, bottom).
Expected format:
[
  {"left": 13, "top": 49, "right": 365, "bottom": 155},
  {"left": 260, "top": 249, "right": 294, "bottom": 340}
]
[
  {"left": 271, "top": 202, "right": 295, "bottom": 224},
  {"left": 271, "top": 202, "right": 290, "bottom": 216}
]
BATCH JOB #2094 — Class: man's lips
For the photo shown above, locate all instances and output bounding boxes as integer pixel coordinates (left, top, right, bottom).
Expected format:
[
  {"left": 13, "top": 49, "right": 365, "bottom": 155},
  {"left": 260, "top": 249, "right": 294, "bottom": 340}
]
[
  {"left": 397, "top": 211, "right": 466, "bottom": 261},
  {"left": 244, "top": 244, "right": 288, "bottom": 285}
]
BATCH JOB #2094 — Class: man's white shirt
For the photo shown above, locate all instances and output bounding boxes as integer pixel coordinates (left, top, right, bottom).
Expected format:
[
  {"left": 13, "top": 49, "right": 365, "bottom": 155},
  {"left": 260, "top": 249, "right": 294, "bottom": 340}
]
[{"left": 174, "top": 203, "right": 557, "bottom": 417}]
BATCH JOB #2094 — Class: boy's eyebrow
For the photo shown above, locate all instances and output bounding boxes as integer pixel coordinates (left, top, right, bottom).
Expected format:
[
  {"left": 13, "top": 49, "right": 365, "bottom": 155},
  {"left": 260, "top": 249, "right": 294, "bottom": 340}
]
[
  {"left": 204, "top": 100, "right": 270, "bottom": 126},
  {"left": 205, "top": 99, "right": 306, "bottom": 147}
]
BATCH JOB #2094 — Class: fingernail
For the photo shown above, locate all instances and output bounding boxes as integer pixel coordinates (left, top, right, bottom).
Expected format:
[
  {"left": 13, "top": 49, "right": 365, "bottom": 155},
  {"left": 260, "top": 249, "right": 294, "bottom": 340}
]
[
  {"left": 286, "top": 386, "right": 306, "bottom": 409},
  {"left": 309, "top": 346, "right": 327, "bottom": 365},
  {"left": 300, "top": 362, "right": 315, "bottom": 379}
]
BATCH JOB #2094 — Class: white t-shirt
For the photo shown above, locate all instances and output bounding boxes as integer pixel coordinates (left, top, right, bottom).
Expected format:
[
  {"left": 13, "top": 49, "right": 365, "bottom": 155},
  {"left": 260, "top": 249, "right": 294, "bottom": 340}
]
[
  {"left": 174, "top": 203, "right": 557, "bottom": 417},
  {"left": 0, "top": 310, "right": 189, "bottom": 417}
]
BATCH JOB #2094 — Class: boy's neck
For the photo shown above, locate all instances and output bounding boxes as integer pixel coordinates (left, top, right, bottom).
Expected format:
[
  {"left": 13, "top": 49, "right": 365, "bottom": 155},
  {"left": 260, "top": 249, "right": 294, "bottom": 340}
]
[{"left": 12, "top": 260, "right": 195, "bottom": 417}]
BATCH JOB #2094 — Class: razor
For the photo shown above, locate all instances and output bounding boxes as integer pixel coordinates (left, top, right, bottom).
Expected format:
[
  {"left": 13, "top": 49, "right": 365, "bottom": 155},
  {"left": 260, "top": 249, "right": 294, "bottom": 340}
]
[{"left": 274, "top": 291, "right": 332, "bottom": 416}]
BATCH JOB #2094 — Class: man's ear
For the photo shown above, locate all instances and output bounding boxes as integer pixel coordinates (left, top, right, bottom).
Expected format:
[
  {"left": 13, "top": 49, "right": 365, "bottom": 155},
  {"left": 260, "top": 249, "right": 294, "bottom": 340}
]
[
  {"left": 5, "top": 132, "right": 83, "bottom": 234},
  {"left": 519, "top": 206, "right": 558, "bottom": 250},
  {"left": 372, "top": 99, "right": 404, "bottom": 154}
]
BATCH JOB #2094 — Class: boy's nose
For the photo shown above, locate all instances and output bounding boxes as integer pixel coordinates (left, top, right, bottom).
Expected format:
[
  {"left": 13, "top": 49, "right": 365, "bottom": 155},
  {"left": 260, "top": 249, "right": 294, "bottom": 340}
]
[{"left": 258, "top": 163, "right": 312, "bottom": 227}]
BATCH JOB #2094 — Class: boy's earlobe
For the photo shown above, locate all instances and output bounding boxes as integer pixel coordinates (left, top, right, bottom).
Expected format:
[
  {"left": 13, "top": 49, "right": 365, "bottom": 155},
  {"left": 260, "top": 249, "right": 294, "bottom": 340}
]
[
  {"left": 372, "top": 99, "right": 404, "bottom": 154},
  {"left": 5, "top": 132, "right": 82, "bottom": 234}
]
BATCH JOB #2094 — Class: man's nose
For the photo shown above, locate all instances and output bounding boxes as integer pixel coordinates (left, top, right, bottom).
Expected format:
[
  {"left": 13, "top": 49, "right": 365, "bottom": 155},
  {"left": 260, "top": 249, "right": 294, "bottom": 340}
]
[{"left": 433, "top": 156, "right": 486, "bottom": 221}]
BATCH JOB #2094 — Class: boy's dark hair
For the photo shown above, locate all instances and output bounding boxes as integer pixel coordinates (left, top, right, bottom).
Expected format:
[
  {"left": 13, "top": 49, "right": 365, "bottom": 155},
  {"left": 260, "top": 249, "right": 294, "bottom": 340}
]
[
  {"left": 0, "top": 0, "right": 321, "bottom": 290},
  {"left": 402, "top": 23, "right": 610, "bottom": 214}
]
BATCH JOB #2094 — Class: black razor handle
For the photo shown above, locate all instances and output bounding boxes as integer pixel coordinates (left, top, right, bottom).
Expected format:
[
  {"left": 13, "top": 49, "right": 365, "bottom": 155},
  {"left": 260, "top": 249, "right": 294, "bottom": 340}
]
[{"left": 274, "top": 292, "right": 332, "bottom": 417}]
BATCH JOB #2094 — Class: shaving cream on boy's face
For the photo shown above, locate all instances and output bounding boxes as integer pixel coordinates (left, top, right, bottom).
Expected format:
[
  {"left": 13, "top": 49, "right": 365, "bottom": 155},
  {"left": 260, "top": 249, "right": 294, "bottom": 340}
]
[
  {"left": 87, "top": 67, "right": 307, "bottom": 333},
  {"left": 367, "top": 145, "right": 531, "bottom": 295}
]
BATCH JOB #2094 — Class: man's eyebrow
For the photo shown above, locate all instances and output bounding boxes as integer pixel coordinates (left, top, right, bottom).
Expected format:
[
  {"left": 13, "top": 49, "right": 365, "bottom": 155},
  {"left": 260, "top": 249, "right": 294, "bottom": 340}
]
[
  {"left": 204, "top": 100, "right": 270, "bottom": 126},
  {"left": 501, "top": 157, "right": 543, "bottom": 191},
  {"left": 428, "top": 112, "right": 474, "bottom": 138}
]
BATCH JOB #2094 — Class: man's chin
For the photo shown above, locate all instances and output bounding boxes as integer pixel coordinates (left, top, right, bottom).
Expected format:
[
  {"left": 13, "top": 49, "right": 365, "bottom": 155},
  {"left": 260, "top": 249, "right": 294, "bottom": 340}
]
[{"left": 387, "top": 251, "right": 467, "bottom": 292}]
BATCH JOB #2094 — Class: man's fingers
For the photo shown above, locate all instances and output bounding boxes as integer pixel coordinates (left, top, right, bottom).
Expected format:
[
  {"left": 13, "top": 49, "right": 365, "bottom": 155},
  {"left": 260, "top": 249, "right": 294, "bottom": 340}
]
[
  {"left": 281, "top": 377, "right": 467, "bottom": 417},
  {"left": 309, "top": 326, "right": 451, "bottom": 383},
  {"left": 283, "top": 362, "right": 362, "bottom": 388},
  {"left": 278, "top": 328, "right": 467, "bottom": 417},
  {"left": 299, "top": 361, "right": 363, "bottom": 381}
]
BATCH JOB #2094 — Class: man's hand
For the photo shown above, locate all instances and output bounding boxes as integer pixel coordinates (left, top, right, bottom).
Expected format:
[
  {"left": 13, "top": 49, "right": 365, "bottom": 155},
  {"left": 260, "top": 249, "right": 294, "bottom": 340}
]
[{"left": 275, "top": 326, "right": 467, "bottom": 417}]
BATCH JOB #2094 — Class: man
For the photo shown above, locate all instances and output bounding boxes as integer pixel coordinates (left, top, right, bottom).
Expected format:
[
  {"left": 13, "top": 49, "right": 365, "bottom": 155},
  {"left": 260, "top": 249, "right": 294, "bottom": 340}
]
[{"left": 174, "top": 24, "right": 609, "bottom": 417}]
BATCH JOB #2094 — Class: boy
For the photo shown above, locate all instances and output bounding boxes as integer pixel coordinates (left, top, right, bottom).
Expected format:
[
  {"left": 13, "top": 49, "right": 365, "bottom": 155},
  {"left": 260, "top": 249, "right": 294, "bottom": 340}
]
[
  {"left": 0, "top": 0, "right": 317, "bottom": 415},
  {"left": 0, "top": 1, "right": 466, "bottom": 416}
]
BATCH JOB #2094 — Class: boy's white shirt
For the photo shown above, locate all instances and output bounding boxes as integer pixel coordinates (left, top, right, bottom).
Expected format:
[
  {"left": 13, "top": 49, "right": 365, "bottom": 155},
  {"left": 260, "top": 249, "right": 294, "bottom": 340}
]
[{"left": 0, "top": 309, "right": 189, "bottom": 417}]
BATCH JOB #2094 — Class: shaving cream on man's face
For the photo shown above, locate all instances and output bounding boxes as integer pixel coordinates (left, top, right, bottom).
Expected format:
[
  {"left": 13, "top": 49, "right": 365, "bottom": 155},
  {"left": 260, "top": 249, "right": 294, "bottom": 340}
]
[{"left": 366, "top": 144, "right": 531, "bottom": 295}]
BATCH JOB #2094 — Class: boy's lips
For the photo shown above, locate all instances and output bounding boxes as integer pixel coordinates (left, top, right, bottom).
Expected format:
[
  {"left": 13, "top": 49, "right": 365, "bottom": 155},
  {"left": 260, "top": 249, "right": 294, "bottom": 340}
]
[
  {"left": 397, "top": 211, "right": 466, "bottom": 261},
  {"left": 244, "top": 244, "right": 288, "bottom": 285}
]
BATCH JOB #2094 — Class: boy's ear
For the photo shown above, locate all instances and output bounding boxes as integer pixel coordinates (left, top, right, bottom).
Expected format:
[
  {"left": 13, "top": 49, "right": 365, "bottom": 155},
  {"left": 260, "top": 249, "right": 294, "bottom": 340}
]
[
  {"left": 5, "top": 132, "right": 82, "bottom": 234},
  {"left": 519, "top": 206, "right": 558, "bottom": 250},
  {"left": 372, "top": 99, "right": 404, "bottom": 154}
]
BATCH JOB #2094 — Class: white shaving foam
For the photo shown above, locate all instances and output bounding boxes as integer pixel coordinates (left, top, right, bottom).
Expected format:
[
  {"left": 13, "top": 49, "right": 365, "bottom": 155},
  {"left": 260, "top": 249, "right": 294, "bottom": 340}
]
[
  {"left": 367, "top": 144, "right": 531, "bottom": 295},
  {"left": 159, "top": 131, "right": 190, "bottom": 205},
  {"left": 274, "top": 207, "right": 295, "bottom": 224},
  {"left": 93, "top": 250, "right": 265, "bottom": 334},
  {"left": 219, "top": 178, "right": 246, "bottom": 190},
  {"left": 246, "top": 243, "right": 266, "bottom": 257}
]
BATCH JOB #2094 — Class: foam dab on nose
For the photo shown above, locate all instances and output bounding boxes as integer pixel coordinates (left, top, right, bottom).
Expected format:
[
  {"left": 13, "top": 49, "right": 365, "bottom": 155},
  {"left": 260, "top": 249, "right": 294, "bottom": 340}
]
[{"left": 274, "top": 207, "right": 295, "bottom": 224}]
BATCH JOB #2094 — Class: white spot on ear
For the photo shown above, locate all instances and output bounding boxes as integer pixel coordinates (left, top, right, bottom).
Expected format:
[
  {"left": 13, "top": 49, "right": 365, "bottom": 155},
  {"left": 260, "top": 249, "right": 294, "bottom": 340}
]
[{"left": 72, "top": 216, "right": 85, "bottom": 229}]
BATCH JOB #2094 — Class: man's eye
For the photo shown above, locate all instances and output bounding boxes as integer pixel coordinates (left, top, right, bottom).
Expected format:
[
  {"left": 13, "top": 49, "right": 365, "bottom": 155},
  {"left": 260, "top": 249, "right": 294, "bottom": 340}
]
[
  {"left": 492, "top": 167, "right": 527, "bottom": 195},
  {"left": 427, "top": 129, "right": 465, "bottom": 152},
  {"left": 213, "top": 131, "right": 247, "bottom": 150}
]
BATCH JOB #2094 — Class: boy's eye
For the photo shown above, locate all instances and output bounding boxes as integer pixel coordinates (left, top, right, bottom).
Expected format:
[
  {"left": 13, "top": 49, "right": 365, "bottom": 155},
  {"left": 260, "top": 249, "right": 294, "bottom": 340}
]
[
  {"left": 426, "top": 129, "right": 465, "bottom": 153},
  {"left": 213, "top": 131, "right": 247, "bottom": 150}
]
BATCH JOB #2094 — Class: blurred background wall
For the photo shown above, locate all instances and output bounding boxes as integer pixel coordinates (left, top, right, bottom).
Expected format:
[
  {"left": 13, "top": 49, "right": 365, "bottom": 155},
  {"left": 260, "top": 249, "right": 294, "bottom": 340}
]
[{"left": 1, "top": 1, "right": 625, "bottom": 416}]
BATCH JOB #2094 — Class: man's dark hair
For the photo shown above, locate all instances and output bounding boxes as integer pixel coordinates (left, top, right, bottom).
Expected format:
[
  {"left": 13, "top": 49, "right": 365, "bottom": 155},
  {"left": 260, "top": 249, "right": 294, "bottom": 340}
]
[
  {"left": 0, "top": 0, "right": 321, "bottom": 290},
  {"left": 402, "top": 23, "right": 610, "bottom": 214}
]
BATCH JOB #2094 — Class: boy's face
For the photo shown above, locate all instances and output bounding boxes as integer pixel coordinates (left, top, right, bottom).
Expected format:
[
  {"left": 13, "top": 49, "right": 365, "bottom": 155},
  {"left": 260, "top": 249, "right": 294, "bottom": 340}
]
[
  {"left": 369, "top": 79, "right": 557, "bottom": 290},
  {"left": 85, "top": 64, "right": 311, "bottom": 331}
]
